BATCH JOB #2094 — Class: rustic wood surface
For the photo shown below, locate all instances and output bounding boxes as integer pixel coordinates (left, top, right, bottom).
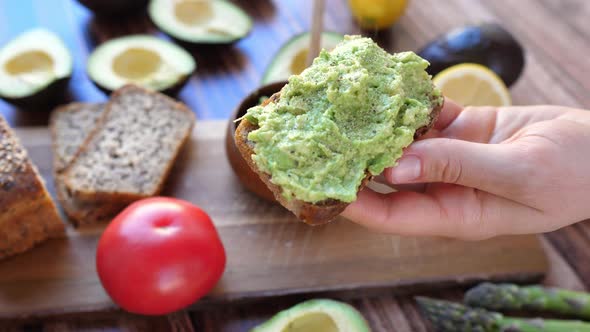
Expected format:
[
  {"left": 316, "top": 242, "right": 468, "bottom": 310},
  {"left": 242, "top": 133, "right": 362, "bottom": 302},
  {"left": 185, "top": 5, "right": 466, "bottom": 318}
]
[
  {"left": 1, "top": 122, "right": 546, "bottom": 320},
  {"left": 0, "top": 0, "right": 589, "bottom": 331}
]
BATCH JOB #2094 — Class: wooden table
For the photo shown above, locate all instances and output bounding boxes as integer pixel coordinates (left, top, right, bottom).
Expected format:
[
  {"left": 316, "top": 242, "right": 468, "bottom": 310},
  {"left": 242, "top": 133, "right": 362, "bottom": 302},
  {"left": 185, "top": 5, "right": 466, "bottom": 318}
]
[{"left": 1, "top": 0, "right": 589, "bottom": 331}]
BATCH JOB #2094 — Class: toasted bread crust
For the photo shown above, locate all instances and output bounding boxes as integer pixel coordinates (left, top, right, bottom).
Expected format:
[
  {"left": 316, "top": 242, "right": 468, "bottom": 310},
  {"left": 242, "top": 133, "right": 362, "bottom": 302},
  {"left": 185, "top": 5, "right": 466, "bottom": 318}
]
[
  {"left": 54, "top": 176, "right": 129, "bottom": 225},
  {"left": 234, "top": 92, "right": 442, "bottom": 225}
]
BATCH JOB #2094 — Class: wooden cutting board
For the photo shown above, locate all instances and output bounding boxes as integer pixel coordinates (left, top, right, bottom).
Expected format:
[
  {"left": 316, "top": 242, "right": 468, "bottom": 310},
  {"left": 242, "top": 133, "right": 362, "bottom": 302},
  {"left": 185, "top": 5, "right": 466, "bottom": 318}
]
[{"left": 0, "top": 121, "right": 547, "bottom": 319}]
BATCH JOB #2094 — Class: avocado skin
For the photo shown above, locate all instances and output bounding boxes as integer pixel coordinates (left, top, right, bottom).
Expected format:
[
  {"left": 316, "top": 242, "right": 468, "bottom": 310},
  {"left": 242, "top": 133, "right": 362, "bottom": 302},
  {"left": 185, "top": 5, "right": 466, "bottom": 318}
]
[
  {"left": 1, "top": 76, "right": 70, "bottom": 111},
  {"left": 418, "top": 23, "right": 525, "bottom": 87},
  {"left": 166, "top": 31, "right": 252, "bottom": 48},
  {"left": 77, "top": 0, "right": 148, "bottom": 16},
  {"left": 89, "top": 74, "right": 190, "bottom": 97}
]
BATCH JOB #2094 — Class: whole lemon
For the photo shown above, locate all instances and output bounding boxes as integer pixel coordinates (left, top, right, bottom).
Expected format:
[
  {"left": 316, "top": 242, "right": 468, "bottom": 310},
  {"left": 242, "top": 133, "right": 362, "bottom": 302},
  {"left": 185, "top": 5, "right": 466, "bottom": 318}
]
[{"left": 348, "top": 0, "right": 409, "bottom": 30}]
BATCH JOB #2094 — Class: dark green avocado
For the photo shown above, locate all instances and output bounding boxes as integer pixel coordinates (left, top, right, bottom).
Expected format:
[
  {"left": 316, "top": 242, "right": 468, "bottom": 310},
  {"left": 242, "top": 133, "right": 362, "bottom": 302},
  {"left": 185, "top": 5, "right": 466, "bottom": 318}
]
[
  {"left": 87, "top": 34, "right": 196, "bottom": 96},
  {"left": 0, "top": 29, "right": 72, "bottom": 110},
  {"left": 148, "top": 0, "right": 253, "bottom": 45},
  {"left": 250, "top": 299, "right": 371, "bottom": 332},
  {"left": 418, "top": 23, "right": 525, "bottom": 87},
  {"left": 77, "top": 0, "right": 148, "bottom": 16}
]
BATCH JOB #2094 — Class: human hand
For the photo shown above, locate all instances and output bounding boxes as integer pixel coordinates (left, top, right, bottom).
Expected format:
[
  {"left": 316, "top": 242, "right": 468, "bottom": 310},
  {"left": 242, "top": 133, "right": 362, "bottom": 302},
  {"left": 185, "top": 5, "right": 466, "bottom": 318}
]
[{"left": 342, "top": 99, "right": 590, "bottom": 240}]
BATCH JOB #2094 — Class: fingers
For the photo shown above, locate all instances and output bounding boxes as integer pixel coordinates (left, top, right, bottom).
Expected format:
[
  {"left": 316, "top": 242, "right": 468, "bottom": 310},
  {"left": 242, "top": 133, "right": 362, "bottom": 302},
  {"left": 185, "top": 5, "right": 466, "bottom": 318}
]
[
  {"left": 440, "top": 104, "right": 574, "bottom": 143},
  {"left": 385, "top": 138, "right": 529, "bottom": 200},
  {"left": 342, "top": 185, "right": 548, "bottom": 239},
  {"left": 342, "top": 188, "right": 451, "bottom": 236}
]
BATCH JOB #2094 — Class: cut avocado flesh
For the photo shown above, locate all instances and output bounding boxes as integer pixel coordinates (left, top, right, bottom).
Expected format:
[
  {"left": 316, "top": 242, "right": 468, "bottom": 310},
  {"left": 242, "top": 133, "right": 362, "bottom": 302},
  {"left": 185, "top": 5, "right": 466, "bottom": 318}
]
[
  {"left": 87, "top": 35, "right": 195, "bottom": 95},
  {"left": 261, "top": 32, "right": 344, "bottom": 84},
  {"left": 0, "top": 28, "right": 72, "bottom": 108},
  {"left": 250, "top": 299, "right": 371, "bottom": 332},
  {"left": 148, "top": 0, "right": 253, "bottom": 45}
]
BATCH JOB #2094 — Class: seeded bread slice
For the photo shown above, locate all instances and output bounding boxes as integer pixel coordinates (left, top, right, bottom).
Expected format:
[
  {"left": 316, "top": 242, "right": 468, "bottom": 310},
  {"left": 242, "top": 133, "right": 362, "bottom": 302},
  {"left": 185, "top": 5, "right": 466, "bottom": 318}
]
[
  {"left": 0, "top": 115, "right": 64, "bottom": 259},
  {"left": 62, "top": 85, "right": 195, "bottom": 210},
  {"left": 49, "top": 102, "right": 122, "bottom": 225},
  {"left": 51, "top": 103, "right": 105, "bottom": 174},
  {"left": 235, "top": 93, "right": 442, "bottom": 225}
]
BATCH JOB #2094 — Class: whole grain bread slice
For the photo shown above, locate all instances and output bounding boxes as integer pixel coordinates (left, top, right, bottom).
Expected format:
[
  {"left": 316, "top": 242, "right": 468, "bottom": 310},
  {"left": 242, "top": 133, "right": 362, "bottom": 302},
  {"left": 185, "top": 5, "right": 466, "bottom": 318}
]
[
  {"left": 235, "top": 92, "right": 442, "bottom": 225},
  {"left": 61, "top": 85, "right": 195, "bottom": 211},
  {"left": 50, "top": 103, "right": 128, "bottom": 224},
  {"left": 50, "top": 103, "right": 110, "bottom": 224},
  {"left": 0, "top": 115, "right": 64, "bottom": 259},
  {"left": 50, "top": 103, "right": 105, "bottom": 174}
]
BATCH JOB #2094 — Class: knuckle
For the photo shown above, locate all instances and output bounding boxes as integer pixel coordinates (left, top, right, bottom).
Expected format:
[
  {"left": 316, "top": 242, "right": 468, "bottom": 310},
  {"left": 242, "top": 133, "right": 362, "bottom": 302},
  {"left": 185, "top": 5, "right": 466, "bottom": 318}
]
[
  {"left": 442, "top": 157, "right": 463, "bottom": 184},
  {"left": 428, "top": 140, "right": 463, "bottom": 184}
]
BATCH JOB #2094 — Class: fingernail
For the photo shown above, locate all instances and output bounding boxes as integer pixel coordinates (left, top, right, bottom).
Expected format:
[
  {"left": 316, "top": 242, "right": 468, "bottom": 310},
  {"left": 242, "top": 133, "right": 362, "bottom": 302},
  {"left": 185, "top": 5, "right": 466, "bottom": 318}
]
[{"left": 390, "top": 155, "right": 422, "bottom": 183}]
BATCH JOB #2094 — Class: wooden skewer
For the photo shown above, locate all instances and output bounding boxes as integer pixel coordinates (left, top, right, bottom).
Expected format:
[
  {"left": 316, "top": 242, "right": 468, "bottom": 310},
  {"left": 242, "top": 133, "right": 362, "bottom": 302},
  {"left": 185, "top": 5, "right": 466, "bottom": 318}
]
[{"left": 306, "top": 0, "right": 326, "bottom": 67}]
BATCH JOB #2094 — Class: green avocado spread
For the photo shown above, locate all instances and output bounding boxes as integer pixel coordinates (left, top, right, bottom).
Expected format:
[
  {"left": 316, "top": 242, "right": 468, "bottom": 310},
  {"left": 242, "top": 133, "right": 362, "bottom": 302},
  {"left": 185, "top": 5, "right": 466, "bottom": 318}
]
[{"left": 244, "top": 35, "right": 443, "bottom": 203}]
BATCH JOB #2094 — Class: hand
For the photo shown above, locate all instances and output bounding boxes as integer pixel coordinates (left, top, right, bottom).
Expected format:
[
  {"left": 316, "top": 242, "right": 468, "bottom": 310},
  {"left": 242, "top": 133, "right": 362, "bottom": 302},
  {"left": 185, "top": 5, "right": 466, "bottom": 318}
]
[{"left": 342, "top": 99, "right": 590, "bottom": 240}]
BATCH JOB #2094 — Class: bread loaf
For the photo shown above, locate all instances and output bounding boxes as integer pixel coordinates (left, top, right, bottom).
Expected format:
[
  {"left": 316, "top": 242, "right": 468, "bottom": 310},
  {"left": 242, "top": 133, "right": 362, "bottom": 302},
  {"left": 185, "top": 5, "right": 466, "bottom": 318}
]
[{"left": 0, "top": 115, "right": 64, "bottom": 259}]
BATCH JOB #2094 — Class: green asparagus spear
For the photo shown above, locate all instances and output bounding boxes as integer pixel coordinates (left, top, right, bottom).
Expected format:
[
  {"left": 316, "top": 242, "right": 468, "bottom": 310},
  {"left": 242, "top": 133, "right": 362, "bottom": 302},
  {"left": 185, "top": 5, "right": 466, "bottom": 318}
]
[
  {"left": 415, "top": 296, "right": 590, "bottom": 332},
  {"left": 465, "top": 283, "right": 590, "bottom": 320}
]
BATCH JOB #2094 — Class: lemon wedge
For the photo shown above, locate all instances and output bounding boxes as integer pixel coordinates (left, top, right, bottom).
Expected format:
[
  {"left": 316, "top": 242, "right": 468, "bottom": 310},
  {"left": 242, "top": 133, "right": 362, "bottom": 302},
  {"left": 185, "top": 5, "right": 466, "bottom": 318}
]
[{"left": 432, "top": 63, "right": 512, "bottom": 106}]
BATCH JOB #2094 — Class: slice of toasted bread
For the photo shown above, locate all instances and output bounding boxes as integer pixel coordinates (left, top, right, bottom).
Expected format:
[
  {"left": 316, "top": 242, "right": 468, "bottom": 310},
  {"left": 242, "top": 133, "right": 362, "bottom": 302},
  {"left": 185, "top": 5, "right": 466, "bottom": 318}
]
[
  {"left": 61, "top": 85, "right": 195, "bottom": 215},
  {"left": 235, "top": 92, "right": 442, "bottom": 225}
]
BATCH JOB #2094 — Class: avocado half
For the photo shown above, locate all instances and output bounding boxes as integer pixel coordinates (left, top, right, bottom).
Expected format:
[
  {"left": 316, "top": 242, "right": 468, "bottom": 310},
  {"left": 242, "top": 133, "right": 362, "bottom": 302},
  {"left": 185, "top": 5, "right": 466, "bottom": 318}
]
[
  {"left": 261, "top": 32, "right": 344, "bottom": 85},
  {"left": 87, "top": 35, "right": 195, "bottom": 95},
  {"left": 250, "top": 299, "right": 371, "bottom": 332},
  {"left": 77, "top": 0, "right": 149, "bottom": 16},
  {"left": 418, "top": 23, "right": 525, "bottom": 87},
  {"left": 148, "top": 0, "right": 253, "bottom": 45},
  {"left": 0, "top": 28, "right": 72, "bottom": 110}
]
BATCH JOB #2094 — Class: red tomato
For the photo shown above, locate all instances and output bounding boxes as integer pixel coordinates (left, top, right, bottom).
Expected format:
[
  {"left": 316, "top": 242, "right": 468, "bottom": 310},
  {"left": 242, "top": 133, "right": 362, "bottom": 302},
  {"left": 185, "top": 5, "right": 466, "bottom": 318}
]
[{"left": 96, "top": 197, "right": 226, "bottom": 315}]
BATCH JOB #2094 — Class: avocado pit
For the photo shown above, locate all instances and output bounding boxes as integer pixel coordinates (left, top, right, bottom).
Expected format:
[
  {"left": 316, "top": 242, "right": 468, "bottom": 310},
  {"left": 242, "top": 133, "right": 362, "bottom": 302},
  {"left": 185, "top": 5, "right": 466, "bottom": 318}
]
[
  {"left": 5, "top": 50, "right": 54, "bottom": 76},
  {"left": 289, "top": 49, "right": 309, "bottom": 75},
  {"left": 112, "top": 48, "right": 162, "bottom": 81},
  {"left": 282, "top": 312, "right": 339, "bottom": 332},
  {"left": 174, "top": 1, "right": 213, "bottom": 26}
]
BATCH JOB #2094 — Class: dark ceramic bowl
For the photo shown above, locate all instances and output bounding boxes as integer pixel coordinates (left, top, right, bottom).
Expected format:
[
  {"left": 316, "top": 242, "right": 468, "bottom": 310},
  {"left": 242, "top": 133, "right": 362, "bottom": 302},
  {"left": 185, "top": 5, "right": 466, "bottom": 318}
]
[{"left": 225, "top": 81, "right": 287, "bottom": 203}]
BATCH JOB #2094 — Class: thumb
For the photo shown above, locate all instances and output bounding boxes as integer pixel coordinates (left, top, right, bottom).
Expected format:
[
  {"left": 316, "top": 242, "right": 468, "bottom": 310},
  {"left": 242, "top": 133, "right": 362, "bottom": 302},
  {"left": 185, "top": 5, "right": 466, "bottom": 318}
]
[{"left": 385, "top": 138, "right": 525, "bottom": 197}]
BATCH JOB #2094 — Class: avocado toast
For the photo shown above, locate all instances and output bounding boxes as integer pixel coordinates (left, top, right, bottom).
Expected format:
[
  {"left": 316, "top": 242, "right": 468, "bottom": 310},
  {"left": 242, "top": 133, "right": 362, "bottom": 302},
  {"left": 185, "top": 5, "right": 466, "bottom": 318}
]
[{"left": 236, "top": 36, "right": 443, "bottom": 225}]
